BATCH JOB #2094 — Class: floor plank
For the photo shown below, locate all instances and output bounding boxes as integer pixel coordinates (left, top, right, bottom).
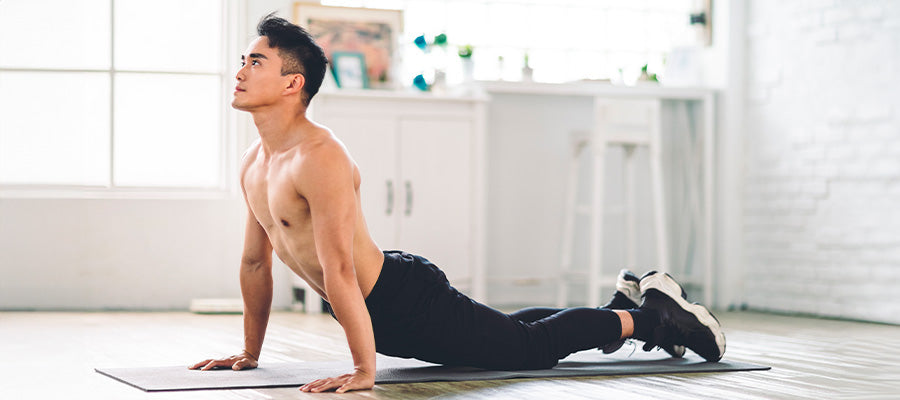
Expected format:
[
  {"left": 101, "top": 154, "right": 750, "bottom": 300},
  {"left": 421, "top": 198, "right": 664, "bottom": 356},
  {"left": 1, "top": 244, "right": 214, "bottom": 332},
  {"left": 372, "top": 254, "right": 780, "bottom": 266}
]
[{"left": 1, "top": 311, "right": 897, "bottom": 399}]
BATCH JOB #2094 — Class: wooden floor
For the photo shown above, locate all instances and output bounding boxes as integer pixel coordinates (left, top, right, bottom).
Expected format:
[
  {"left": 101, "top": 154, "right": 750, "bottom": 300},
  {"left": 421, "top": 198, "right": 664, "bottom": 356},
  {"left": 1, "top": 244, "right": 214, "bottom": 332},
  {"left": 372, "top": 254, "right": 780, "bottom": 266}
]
[{"left": 2, "top": 310, "right": 898, "bottom": 399}]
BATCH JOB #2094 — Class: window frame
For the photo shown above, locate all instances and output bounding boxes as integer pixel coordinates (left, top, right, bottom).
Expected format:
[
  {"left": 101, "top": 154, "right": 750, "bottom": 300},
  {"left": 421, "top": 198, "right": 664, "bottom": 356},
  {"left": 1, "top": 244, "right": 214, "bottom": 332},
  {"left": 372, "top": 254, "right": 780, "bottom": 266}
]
[{"left": 0, "top": 0, "right": 242, "bottom": 199}]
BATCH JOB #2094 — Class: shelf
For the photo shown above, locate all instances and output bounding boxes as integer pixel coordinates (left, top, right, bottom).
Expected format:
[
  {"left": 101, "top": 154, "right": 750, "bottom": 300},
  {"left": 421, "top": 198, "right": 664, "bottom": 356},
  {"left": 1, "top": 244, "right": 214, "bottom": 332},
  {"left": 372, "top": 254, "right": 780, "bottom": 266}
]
[
  {"left": 477, "top": 80, "right": 717, "bottom": 101},
  {"left": 317, "top": 82, "right": 715, "bottom": 102},
  {"left": 317, "top": 87, "right": 489, "bottom": 103}
]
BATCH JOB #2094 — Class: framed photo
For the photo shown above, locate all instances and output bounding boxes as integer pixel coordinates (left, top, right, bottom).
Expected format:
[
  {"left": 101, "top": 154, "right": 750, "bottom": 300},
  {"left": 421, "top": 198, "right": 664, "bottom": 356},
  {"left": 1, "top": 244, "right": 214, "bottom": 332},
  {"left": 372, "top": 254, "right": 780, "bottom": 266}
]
[
  {"left": 294, "top": 3, "right": 403, "bottom": 89},
  {"left": 331, "top": 51, "right": 368, "bottom": 89}
]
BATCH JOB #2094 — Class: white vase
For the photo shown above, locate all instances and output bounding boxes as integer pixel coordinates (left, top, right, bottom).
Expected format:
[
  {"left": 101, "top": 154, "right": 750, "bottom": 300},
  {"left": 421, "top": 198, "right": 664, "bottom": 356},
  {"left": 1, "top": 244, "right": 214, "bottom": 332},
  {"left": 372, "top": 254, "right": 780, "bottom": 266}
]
[
  {"left": 522, "top": 65, "right": 533, "bottom": 82},
  {"left": 461, "top": 58, "right": 474, "bottom": 84}
]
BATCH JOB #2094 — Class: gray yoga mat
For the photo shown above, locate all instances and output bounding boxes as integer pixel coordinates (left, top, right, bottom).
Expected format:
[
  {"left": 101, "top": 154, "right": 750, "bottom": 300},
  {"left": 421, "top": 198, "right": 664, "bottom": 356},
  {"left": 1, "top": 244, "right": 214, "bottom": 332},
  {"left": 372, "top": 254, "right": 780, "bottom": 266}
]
[{"left": 96, "top": 349, "right": 770, "bottom": 392}]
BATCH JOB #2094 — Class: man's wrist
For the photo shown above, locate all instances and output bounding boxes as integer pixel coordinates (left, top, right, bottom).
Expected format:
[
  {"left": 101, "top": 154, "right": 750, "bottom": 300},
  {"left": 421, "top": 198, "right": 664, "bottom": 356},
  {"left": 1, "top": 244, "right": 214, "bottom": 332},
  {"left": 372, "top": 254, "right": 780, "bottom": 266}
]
[
  {"left": 242, "top": 348, "right": 259, "bottom": 361},
  {"left": 355, "top": 363, "right": 375, "bottom": 375}
]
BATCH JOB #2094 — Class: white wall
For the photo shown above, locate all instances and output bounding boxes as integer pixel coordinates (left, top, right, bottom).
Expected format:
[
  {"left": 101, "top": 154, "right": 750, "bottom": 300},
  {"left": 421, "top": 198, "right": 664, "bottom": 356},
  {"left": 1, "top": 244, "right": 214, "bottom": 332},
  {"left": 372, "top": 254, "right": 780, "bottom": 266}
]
[
  {"left": 0, "top": 198, "right": 244, "bottom": 309},
  {"left": 742, "top": 1, "right": 900, "bottom": 323},
  {"left": 713, "top": 0, "right": 747, "bottom": 310}
]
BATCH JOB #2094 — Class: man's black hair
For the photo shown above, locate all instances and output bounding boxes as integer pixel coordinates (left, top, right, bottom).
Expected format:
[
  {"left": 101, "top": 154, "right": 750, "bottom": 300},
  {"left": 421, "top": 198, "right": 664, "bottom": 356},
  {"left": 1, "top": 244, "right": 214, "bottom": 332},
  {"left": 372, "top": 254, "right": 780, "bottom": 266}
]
[{"left": 257, "top": 13, "right": 327, "bottom": 106}]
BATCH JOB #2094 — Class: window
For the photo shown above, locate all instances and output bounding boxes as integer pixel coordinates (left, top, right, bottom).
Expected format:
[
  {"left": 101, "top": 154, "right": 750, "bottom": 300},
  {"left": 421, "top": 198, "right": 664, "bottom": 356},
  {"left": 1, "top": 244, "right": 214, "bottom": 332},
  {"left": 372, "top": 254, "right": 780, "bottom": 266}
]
[
  {"left": 0, "top": 0, "right": 226, "bottom": 189},
  {"left": 321, "top": 0, "right": 699, "bottom": 85}
]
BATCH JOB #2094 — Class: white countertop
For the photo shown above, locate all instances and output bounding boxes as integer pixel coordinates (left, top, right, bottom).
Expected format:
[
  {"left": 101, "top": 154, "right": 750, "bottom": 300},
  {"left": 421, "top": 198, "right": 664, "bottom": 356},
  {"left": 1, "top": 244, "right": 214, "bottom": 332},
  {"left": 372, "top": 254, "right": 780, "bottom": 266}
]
[
  {"left": 317, "top": 80, "right": 717, "bottom": 102},
  {"left": 479, "top": 80, "right": 717, "bottom": 100}
]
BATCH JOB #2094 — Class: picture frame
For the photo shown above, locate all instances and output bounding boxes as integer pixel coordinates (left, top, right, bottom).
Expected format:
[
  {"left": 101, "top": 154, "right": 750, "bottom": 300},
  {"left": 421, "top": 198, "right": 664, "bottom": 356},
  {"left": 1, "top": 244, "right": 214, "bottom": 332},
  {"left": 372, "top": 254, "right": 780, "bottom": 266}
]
[
  {"left": 331, "top": 51, "right": 368, "bottom": 89},
  {"left": 293, "top": 3, "right": 403, "bottom": 89}
]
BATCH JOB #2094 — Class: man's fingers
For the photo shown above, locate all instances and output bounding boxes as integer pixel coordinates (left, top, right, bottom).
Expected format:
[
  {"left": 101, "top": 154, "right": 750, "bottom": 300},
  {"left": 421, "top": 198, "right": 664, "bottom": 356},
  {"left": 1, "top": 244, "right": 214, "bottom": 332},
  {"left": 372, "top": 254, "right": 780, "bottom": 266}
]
[
  {"left": 201, "top": 359, "right": 225, "bottom": 371},
  {"left": 300, "top": 378, "right": 327, "bottom": 392},
  {"left": 232, "top": 358, "right": 255, "bottom": 370},
  {"left": 310, "top": 378, "right": 337, "bottom": 393},
  {"left": 299, "top": 373, "right": 372, "bottom": 393},
  {"left": 189, "top": 359, "right": 213, "bottom": 370},
  {"left": 303, "top": 377, "right": 341, "bottom": 393},
  {"left": 336, "top": 383, "right": 352, "bottom": 394},
  {"left": 301, "top": 378, "right": 323, "bottom": 392},
  {"left": 300, "top": 378, "right": 321, "bottom": 392},
  {"left": 336, "top": 376, "right": 374, "bottom": 393},
  {"left": 336, "top": 380, "right": 364, "bottom": 394}
]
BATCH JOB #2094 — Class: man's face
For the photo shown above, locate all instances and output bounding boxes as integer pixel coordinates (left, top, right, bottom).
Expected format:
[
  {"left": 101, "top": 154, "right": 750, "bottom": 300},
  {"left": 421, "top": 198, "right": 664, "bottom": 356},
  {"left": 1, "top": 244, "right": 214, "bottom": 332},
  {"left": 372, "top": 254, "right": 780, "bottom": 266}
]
[{"left": 232, "top": 37, "right": 292, "bottom": 111}]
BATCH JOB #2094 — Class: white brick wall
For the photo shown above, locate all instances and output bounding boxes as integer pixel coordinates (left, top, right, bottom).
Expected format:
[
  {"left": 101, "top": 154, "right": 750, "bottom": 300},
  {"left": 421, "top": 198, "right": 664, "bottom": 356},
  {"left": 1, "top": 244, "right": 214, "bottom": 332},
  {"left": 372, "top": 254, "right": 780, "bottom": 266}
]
[{"left": 743, "top": 1, "right": 900, "bottom": 323}]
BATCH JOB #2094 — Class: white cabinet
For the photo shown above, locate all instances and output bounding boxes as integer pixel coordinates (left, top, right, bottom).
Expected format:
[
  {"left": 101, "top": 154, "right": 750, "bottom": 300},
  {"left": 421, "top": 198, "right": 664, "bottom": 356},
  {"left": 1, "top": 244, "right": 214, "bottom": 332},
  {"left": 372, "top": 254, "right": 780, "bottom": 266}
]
[{"left": 310, "top": 91, "right": 486, "bottom": 300}]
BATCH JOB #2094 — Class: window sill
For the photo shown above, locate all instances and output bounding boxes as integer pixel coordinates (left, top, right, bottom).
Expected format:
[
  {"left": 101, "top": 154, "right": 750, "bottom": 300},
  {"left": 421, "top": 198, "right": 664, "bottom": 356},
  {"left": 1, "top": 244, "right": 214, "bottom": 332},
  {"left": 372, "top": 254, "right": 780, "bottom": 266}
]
[{"left": 0, "top": 186, "right": 237, "bottom": 200}]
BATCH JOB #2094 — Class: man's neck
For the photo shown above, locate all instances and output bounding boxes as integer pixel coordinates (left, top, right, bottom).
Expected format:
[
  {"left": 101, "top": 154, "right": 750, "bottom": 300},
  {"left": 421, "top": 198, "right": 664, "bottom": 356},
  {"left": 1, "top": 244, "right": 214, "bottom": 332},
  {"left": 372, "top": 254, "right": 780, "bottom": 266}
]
[{"left": 250, "top": 104, "right": 311, "bottom": 155}]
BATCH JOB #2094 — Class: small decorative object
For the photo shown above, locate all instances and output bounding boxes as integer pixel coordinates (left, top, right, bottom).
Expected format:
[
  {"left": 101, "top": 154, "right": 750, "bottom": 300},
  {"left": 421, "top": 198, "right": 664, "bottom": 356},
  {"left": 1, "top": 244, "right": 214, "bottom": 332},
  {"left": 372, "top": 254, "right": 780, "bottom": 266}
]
[
  {"left": 412, "top": 32, "right": 451, "bottom": 92},
  {"left": 332, "top": 51, "right": 368, "bottom": 89},
  {"left": 412, "top": 74, "right": 429, "bottom": 91},
  {"left": 638, "top": 63, "right": 659, "bottom": 83},
  {"left": 294, "top": 4, "right": 403, "bottom": 89},
  {"left": 458, "top": 44, "right": 474, "bottom": 84},
  {"left": 432, "top": 70, "right": 446, "bottom": 93},
  {"left": 414, "top": 35, "right": 428, "bottom": 51},
  {"left": 690, "top": 0, "right": 713, "bottom": 46},
  {"left": 522, "top": 52, "right": 533, "bottom": 82},
  {"left": 457, "top": 44, "right": 473, "bottom": 58},
  {"left": 433, "top": 33, "right": 447, "bottom": 47}
]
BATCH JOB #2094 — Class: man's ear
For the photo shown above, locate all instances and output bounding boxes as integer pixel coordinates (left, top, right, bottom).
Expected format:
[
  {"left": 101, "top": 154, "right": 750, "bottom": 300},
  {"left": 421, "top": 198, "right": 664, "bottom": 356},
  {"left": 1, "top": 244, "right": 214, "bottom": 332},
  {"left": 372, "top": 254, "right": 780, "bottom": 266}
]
[{"left": 284, "top": 74, "right": 306, "bottom": 96}]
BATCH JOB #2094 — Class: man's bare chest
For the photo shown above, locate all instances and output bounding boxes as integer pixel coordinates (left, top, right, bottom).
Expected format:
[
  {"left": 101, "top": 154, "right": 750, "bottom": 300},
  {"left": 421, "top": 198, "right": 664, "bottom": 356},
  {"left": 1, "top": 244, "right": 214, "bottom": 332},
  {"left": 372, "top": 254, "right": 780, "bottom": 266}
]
[{"left": 243, "top": 165, "right": 311, "bottom": 233}]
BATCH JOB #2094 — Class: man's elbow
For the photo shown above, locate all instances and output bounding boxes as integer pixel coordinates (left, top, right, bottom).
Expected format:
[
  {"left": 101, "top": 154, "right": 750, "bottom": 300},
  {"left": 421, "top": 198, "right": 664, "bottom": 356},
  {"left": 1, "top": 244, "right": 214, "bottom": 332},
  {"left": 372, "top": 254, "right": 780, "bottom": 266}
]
[
  {"left": 241, "top": 256, "right": 272, "bottom": 273},
  {"left": 323, "top": 263, "right": 357, "bottom": 286}
]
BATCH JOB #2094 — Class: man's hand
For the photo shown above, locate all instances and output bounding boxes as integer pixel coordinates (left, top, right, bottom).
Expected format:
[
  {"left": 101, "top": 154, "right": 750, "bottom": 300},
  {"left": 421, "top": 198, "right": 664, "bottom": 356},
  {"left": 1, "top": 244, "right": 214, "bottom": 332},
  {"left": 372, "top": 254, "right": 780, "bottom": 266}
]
[
  {"left": 299, "top": 368, "right": 375, "bottom": 393},
  {"left": 189, "top": 351, "right": 258, "bottom": 371}
]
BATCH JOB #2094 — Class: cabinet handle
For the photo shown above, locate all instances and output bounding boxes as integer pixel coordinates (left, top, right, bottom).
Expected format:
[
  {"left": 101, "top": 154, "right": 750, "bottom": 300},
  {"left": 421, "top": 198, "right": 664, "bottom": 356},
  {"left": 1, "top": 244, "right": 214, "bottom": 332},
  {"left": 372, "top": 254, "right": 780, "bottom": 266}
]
[
  {"left": 386, "top": 180, "right": 394, "bottom": 216},
  {"left": 404, "top": 181, "right": 413, "bottom": 216}
]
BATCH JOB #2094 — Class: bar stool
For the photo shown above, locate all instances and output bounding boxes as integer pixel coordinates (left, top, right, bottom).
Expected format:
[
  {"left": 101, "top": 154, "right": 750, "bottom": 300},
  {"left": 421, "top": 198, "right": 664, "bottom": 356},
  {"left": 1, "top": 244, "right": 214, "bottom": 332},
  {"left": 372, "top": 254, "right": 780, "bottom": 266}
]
[{"left": 557, "top": 98, "right": 669, "bottom": 308}]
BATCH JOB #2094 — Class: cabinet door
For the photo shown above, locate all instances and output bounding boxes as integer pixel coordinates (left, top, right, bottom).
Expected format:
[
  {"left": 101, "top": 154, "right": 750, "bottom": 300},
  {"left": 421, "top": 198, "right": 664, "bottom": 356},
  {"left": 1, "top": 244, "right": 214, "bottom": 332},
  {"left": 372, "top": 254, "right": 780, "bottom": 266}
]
[
  {"left": 316, "top": 113, "right": 399, "bottom": 250},
  {"left": 397, "top": 118, "right": 473, "bottom": 284}
]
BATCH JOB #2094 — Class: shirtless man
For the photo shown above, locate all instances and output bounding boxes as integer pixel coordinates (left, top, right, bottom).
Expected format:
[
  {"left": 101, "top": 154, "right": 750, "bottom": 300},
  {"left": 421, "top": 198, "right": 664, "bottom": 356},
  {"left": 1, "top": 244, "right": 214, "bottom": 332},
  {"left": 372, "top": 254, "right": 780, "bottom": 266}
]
[{"left": 190, "top": 15, "right": 725, "bottom": 394}]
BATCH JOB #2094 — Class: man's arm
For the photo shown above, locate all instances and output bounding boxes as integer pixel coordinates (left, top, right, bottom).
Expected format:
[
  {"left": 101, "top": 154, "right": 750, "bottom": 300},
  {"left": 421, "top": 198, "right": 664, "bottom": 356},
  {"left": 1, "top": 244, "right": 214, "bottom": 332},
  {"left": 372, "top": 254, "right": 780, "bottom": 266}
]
[
  {"left": 239, "top": 210, "right": 275, "bottom": 363},
  {"left": 191, "top": 201, "right": 274, "bottom": 371},
  {"left": 297, "top": 144, "right": 376, "bottom": 393}
]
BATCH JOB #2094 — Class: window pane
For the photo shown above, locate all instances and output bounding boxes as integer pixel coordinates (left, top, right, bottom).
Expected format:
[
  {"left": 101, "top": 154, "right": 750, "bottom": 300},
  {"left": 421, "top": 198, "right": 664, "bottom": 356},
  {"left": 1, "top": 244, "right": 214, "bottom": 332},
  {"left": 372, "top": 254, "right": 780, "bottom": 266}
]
[
  {"left": 0, "top": 72, "right": 111, "bottom": 185},
  {"left": 0, "top": 0, "right": 111, "bottom": 69},
  {"left": 113, "top": 73, "right": 221, "bottom": 187},
  {"left": 114, "top": 0, "right": 222, "bottom": 72}
]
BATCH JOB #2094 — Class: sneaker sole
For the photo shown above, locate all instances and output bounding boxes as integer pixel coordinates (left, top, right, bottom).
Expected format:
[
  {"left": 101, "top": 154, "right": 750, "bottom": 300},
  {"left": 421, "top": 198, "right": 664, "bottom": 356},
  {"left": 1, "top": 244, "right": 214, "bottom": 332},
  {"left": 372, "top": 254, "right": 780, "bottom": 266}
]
[
  {"left": 616, "top": 269, "right": 642, "bottom": 305},
  {"left": 664, "top": 344, "right": 686, "bottom": 358},
  {"left": 641, "top": 273, "right": 726, "bottom": 361},
  {"left": 604, "top": 340, "right": 684, "bottom": 358}
]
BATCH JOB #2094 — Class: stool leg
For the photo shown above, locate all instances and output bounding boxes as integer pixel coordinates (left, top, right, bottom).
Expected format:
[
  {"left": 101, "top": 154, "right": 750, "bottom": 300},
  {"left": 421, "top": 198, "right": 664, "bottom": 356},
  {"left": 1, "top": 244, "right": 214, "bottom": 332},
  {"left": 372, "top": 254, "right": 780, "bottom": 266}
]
[
  {"left": 557, "top": 141, "right": 583, "bottom": 308},
  {"left": 648, "top": 100, "right": 670, "bottom": 273},
  {"left": 588, "top": 99, "right": 609, "bottom": 307},
  {"left": 588, "top": 143, "right": 606, "bottom": 308},
  {"left": 623, "top": 144, "right": 637, "bottom": 270}
]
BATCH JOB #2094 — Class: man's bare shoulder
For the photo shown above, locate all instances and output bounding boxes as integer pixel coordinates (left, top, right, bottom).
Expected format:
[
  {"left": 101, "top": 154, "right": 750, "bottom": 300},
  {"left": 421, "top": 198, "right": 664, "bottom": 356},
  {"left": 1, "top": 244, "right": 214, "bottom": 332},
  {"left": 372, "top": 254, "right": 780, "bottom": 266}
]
[
  {"left": 239, "top": 139, "right": 263, "bottom": 187},
  {"left": 289, "top": 125, "right": 356, "bottom": 190},
  {"left": 291, "top": 123, "right": 351, "bottom": 165},
  {"left": 240, "top": 139, "right": 263, "bottom": 171}
]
